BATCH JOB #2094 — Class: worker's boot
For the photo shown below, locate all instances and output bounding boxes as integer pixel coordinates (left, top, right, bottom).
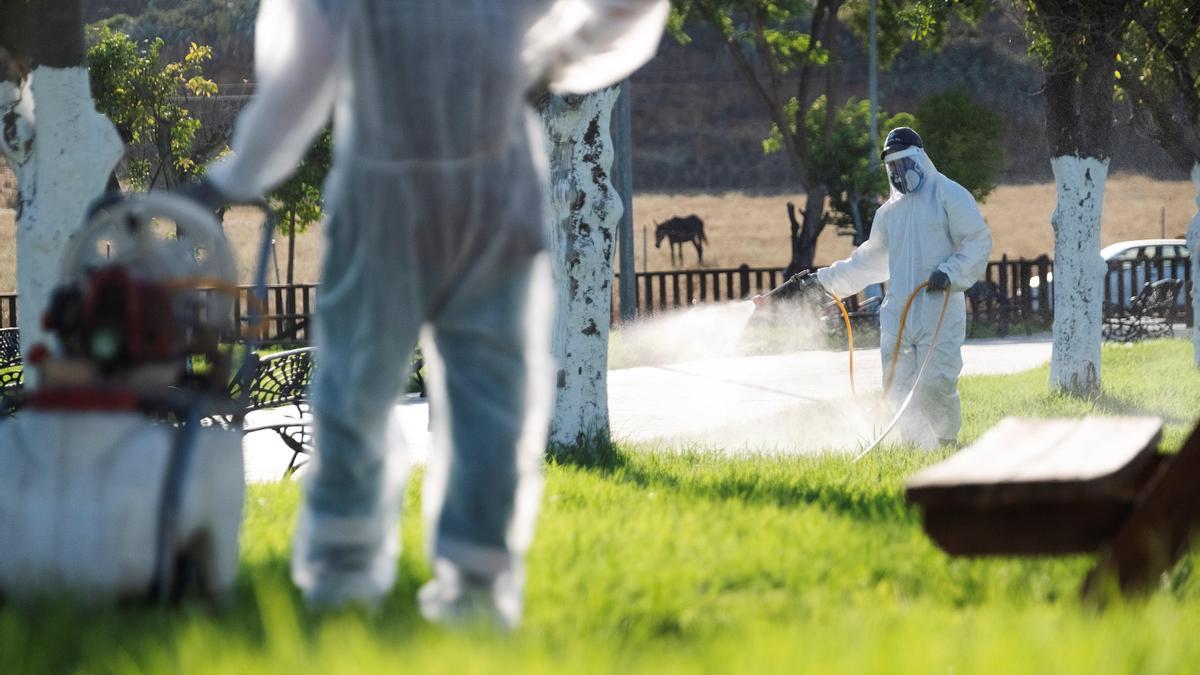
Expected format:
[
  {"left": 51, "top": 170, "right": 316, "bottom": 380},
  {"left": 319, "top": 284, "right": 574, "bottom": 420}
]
[
  {"left": 291, "top": 506, "right": 399, "bottom": 609},
  {"left": 417, "top": 558, "right": 522, "bottom": 631}
]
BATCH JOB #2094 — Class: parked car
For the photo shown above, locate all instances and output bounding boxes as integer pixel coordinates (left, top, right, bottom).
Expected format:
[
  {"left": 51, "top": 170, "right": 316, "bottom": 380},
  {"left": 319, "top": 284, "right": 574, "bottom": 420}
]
[{"left": 1101, "top": 239, "right": 1189, "bottom": 308}]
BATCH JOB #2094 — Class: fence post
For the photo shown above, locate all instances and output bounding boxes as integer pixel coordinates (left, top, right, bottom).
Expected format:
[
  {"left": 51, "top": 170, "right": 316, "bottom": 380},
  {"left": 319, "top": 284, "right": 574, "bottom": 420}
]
[
  {"left": 1020, "top": 258, "right": 1033, "bottom": 336},
  {"left": 234, "top": 290, "right": 244, "bottom": 342},
  {"left": 302, "top": 286, "right": 312, "bottom": 342},
  {"left": 998, "top": 254, "right": 1010, "bottom": 331},
  {"left": 642, "top": 272, "right": 653, "bottom": 317},
  {"left": 1038, "top": 255, "right": 1052, "bottom": 324}
]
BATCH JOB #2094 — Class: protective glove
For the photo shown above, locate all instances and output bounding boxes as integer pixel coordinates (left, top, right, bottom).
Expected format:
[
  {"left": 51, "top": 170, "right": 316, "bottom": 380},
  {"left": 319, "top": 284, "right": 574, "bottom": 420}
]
[{"left": 926, "top": 269, "right": 951, "bottom": 293}]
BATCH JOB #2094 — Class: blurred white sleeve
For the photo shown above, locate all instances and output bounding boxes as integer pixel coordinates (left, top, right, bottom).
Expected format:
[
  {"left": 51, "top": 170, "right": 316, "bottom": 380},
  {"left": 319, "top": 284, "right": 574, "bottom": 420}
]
[
  {"left": 524, "top": 0, "right": 668, "bottom": 94},
  {"left": 937, "top": 182, "right": 992, "bottom": 291},
  {"left": 817, "top": 217, "right": 891, "bottom": 298},
  {"left": 205, "top": 0, "right": 342, "bottom": 202}
]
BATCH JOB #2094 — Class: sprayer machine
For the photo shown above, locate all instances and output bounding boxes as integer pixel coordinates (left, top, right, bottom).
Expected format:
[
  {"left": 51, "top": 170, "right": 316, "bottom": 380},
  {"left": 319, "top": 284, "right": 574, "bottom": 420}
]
[{"left": 0, "top": 192, "right": 273, "bottom": 603}]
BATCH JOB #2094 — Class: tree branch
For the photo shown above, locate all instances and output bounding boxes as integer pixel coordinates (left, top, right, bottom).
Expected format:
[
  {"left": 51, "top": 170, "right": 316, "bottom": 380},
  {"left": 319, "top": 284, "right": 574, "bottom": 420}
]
[
  {"left": 794, "top": 0, "right": 831, "bottom": 166},
  {"left": 1131, "top": 6, "right": 1200, "bottom": 126},
  {"left": 1118, "top": 68, "right": 1200, "bottom": 173},
  {"left": 696, "top": 0, "right": 807, "bottom": 183}
]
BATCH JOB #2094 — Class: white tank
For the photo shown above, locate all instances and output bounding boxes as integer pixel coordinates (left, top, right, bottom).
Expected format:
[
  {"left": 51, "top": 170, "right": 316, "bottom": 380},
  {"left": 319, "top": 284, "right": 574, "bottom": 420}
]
[{"left": 0, "top": 411, "right": 243, "bottom": 603}]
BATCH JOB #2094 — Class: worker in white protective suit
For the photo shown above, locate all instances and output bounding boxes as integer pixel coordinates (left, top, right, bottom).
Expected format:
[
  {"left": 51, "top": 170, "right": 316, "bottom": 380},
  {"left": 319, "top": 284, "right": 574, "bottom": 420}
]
[
  {"left": 194, "top": 0, "right": 669, "bottom": 626},
  {"left": 815, "top": 127, "right": 991, "bottom": 448}
]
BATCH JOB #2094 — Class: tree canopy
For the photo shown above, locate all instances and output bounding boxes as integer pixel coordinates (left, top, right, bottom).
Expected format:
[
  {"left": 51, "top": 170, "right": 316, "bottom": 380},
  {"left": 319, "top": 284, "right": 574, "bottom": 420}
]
[
  {"left": 1116, "top": 0, "right": 1200, "bottom": 172},
  {"left": 915, "top": 88, "right": 1004, "bottom": 202},
  {"left": 270, "top": 128, "right": 332, "bottom": 286},
  {"left": 669, "top": 0, "right": 994, "bottom": 268},
  {"left": 88, "top": 26, "right": 221, "bottom": 189}
]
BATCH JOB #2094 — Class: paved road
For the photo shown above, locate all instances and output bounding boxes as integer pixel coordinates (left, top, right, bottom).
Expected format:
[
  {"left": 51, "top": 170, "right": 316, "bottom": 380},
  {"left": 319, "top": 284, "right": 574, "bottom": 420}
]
[{"left": 244, "top": 336, "right": 1053, "bottom": 481}]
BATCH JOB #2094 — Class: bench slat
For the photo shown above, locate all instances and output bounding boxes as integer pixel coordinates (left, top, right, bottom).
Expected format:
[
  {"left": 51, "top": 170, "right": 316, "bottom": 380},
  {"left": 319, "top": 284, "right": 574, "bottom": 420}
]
[{"left": 907, "top": 416, "right": 1162, "bottom": 507}]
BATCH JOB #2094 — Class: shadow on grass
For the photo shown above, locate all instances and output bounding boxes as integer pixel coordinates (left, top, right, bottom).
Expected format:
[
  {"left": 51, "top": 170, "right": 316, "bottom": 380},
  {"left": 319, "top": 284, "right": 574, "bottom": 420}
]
[
  {"left": 0, "top": 555, "right": 434, "bottom": 672},
  {"left": 1092, "top": 391, "right": 1197, "bottom": 428},
  {"left": 550, "top": 434, "right": 917, "bottom": 524}
]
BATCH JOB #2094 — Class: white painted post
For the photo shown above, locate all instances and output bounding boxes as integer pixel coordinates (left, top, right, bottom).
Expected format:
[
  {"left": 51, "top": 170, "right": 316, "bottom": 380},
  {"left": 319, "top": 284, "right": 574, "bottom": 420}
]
[
  {"left": 1188, "top": 163, "right": 1200, "bottom": 365},
  {"left": 1048, "top": 155, "right": 1109, "bottom": 395},
  {"left": 540, "top": 88, "right": 622, "bottom": 447},
  {"left": 0, "top": 66, "right": 123, "bottom": 369}
]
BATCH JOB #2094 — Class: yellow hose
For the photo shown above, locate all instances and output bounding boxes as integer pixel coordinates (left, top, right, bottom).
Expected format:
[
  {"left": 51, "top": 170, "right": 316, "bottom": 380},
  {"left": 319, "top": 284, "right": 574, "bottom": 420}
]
[
  {"left": 766, "top": 281, "right": 949, "bottom": 419},
  {"left": 885, "top": 281, "right": 929, "bottom": 391},
  {"left": 827, "top": 291, "right": 856, "bottom": 398},
  {"left": 883, "top": 282, "right": 953, "bottom": 391},
  {"left": 853, "top": 283, "right": 953, "bottom": 463}
]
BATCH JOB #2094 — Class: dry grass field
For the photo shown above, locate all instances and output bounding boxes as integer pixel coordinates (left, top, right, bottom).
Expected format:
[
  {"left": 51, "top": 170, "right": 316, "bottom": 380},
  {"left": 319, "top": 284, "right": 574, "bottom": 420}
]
[
  {"left": 0, "top": 175, "right": 1193, "bottom": 290},
  {"left": 631, "top": 174, "right": 1198, "bottom": 272}
]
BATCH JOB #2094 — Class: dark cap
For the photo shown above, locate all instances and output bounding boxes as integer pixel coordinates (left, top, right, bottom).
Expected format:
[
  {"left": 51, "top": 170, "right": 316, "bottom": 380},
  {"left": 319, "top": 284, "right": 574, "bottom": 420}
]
[{"left": 881, "top": 127, "right": 924, "bottom": 160}]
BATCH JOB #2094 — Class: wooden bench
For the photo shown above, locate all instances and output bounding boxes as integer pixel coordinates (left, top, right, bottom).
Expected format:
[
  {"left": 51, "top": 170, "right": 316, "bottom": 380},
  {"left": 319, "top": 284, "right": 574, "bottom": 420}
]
[
  {"left": 906, "top": 416, "right": 1200, "bottom": 599},
  {"left": 1102, "top": 278, "right": 1183, "bottom": 343}
]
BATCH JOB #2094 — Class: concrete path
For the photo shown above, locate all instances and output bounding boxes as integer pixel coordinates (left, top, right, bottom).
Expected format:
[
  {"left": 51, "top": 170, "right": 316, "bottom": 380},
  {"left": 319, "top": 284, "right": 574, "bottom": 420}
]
[{"left": 244, "top": 335, "right": 1053, "bottom": 481}]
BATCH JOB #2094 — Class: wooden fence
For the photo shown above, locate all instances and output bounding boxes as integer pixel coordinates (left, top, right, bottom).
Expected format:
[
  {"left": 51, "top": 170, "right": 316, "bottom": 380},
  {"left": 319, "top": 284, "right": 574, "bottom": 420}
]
[
  {"left": 613, "top": 264, "right": 785, "bottom": 317},
  {"left": 231, "top": 283, "right": 319, "bottom": 346},
  {"left": 614, "top": 254, "right": 1194, "bottom": 330},
  {"left": 0, "top": 285, "right": 317, "bottom": 345},
  {"left": 0, "top": 254, "right": 1189, "bottom": 344}
]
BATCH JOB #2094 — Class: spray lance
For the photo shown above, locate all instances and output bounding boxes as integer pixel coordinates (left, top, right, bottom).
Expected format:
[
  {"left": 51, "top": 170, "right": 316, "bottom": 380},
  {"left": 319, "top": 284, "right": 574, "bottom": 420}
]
[
  {"left": 753, "top": 270, "right": 953, "bottom": 462},
  {"left": 753, "top": 270, "right": 861, "bottom": 397}
]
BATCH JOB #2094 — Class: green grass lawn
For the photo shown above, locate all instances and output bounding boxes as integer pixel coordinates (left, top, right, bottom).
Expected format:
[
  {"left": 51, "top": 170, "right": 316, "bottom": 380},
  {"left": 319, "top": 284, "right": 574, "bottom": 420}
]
[{"left": 5, "top": 340, "right": 1200, "bottom": 673}]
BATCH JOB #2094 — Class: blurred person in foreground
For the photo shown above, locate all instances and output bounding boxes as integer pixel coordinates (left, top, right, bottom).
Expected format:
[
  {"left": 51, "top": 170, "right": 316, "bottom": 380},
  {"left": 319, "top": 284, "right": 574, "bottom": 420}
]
[
  {"left": 194, "top": 0, "right": 668, "bottom": 627},
  {"left": 812, "top": 127, "right": 991, "bottom": 448}
]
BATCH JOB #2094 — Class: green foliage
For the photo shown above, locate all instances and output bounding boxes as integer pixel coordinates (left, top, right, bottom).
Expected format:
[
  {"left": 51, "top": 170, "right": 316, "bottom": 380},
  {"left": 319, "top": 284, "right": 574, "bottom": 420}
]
[
  {"left": 807, "top": 98, "right": 915, "bottom": 240},
  {"left": 1116, "top": 0, "right": 1200, "bottom": 170},
  {"left": 841, "top": 0, "right": 993, "bottom": 67},
  {"left": 87, "top": 26, "right": 220, "bottom": 189},
  {"left": 3, "top": 341, "right": 1200, "bottom": 671},
  {"left": 269, "top": 129, "right": 332, "bottom": 237},
  {"left": 1117, "top": 0, "right": 1200, "bottom": 99},
  {"left": 766, "top": 96, "right": 914, "bottom": 242},
  {"left": 891, "top": 0, "right": 993, "bottom": 46},
  {"left": 914, "top": 88, "right": 1004, "bottom": 202},
  {"left": 670, "top": 0, "right": 1000, "bottom": 262}
]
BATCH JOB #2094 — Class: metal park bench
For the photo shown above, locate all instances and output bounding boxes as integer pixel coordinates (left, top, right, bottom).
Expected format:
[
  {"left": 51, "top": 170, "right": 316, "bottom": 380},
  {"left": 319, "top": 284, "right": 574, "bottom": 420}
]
[
  {"left": 1102, "top": 278, "right": 1183, "bottom": 343},
  {"left": 906, "top": 416, "right": 1200, "bottom": 600},
  {"left": 215, "top": 346, "right": 315, "bottom": 476},
  {"left": 0, "top": 329, "right": 23, "bottom": 414},
  {"left": 966, "top": 280, "right": 1011, "bottom": 338}
]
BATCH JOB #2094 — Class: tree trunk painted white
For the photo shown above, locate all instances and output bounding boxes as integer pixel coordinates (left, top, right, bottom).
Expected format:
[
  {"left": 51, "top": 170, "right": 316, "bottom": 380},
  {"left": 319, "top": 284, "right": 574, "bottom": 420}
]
[
  {"left": 1049, "top": 155, "right": 1109, "bottom": 395},
  {"left": 539, "top": 88, "right": 622, "bottom": 447},
  {"left": 1189, "top": 163, "right": 1200, "bottom": 366},
  {"left": 0, "top": 66, "right": 123, "bottom": 367}
]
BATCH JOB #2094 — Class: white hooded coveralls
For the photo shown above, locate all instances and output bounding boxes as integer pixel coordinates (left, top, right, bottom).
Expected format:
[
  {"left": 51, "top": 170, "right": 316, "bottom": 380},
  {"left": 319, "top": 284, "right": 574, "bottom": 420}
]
[
  {"left": 816, "top": 148, "right": 991, "bottom": 447},
  {"left": 207, "top": 0, "right": 668, "bottom": 621}
]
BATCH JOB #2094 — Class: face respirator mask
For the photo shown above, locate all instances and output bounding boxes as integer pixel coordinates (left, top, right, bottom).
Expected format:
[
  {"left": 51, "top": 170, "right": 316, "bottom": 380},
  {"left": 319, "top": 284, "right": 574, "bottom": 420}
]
[{"left": 886, "top": 156, "right": 925, "bottom": 195}]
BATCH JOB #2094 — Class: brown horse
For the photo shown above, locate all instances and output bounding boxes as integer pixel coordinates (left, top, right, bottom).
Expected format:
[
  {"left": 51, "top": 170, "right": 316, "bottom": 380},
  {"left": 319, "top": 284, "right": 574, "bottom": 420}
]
[{"left": 654, "top": 215, "right": 707, "bottom": 266}]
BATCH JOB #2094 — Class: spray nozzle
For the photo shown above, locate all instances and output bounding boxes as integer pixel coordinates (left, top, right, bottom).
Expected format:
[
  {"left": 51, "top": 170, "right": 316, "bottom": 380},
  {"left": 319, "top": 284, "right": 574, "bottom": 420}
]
[{"left": 758, "top": 270, "right": 819, "bottom": 303}]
